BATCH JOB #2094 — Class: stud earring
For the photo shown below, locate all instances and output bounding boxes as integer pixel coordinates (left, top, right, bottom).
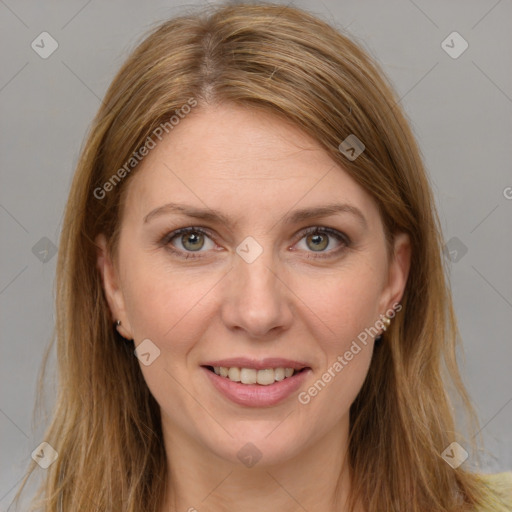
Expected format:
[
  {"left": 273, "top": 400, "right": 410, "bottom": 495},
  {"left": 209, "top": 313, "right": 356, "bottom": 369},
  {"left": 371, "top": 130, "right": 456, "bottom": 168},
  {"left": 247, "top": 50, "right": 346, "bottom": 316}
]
[
  {"left": 381, "top": 316, "right": 391, "bottom": 332},
  {"left": 115, "top": 320, "right": 121, "bottom": 327},
  {"left": 375, "top": 315, "right": 392, "bottom": 342}
]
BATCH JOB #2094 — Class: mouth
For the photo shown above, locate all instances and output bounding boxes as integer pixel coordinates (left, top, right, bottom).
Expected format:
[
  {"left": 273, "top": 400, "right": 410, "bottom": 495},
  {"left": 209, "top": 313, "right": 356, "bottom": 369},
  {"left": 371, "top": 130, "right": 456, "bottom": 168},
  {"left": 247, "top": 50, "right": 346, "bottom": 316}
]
[
  {"left": 202, "top": 365, "right": 309, "bottom": 386},
  {"left": 200, "top": 362, "right": 312, "bottom": 407}
]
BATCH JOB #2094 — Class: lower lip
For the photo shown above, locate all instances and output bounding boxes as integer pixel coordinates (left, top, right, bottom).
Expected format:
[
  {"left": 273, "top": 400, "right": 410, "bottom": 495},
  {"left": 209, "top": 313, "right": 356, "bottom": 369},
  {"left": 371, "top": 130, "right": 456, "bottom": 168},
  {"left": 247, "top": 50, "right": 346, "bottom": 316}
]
[{"left": 201, "top": 367, "right": 311, "bottom": 407}]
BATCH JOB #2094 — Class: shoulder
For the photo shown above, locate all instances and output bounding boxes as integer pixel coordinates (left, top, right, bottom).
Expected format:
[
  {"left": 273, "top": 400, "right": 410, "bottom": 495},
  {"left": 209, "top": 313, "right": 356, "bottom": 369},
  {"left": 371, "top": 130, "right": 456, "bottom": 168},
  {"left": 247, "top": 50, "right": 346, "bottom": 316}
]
[{"left": 474, "top": 472, "right": 512, "bottom": 511}]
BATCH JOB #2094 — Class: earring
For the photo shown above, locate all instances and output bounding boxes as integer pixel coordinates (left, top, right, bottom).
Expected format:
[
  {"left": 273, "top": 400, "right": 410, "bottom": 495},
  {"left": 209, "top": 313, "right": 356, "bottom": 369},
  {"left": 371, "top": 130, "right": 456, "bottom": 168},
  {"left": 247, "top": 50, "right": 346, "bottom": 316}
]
[
  {"left": 375, "top": 315, "right": 392, "bottom": 342},
  {"left": 115, "top": 320, "right": 121, "bottom": 327},
  {"left": 381, "top": 316, "right": 391, "bottom": 332}
]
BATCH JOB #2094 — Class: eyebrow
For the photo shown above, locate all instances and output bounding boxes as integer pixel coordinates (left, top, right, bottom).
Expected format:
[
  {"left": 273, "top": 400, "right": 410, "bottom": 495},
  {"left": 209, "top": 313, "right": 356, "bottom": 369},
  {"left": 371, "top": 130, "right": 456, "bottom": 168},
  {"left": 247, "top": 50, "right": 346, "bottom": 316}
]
[{"left": 143, "top": 202, "right": 368, "bottom": 230}]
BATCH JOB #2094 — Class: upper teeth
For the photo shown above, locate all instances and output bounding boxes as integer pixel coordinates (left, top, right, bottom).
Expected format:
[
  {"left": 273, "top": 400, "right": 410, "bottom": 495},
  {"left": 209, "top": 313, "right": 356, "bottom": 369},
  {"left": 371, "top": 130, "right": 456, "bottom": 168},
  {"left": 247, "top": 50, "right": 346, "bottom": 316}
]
[{"left": 213, "top": 366, "right": 296, "bottom": 385}]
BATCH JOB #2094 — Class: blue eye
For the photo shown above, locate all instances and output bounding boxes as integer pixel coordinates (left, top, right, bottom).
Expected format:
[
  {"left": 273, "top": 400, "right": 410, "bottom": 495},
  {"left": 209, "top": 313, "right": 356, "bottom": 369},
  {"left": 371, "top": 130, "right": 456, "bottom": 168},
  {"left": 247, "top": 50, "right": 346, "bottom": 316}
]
[{"left": 160, "top": 226, "right": 350, "bottom": 260}]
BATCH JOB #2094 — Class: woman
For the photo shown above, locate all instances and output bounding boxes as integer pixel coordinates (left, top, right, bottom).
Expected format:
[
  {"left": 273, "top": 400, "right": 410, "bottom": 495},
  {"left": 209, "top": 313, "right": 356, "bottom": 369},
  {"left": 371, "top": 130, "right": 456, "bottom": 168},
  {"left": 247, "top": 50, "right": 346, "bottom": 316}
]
[{"left": 13, "top": 3, "right": 512, "bottom": 511}]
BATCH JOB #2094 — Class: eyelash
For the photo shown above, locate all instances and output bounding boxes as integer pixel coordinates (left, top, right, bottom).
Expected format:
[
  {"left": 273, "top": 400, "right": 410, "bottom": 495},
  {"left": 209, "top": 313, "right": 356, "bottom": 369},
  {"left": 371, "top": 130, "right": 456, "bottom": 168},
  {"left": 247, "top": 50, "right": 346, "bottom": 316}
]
[{"left": 159, "top": 226, "right": 351, "bottom": 260}]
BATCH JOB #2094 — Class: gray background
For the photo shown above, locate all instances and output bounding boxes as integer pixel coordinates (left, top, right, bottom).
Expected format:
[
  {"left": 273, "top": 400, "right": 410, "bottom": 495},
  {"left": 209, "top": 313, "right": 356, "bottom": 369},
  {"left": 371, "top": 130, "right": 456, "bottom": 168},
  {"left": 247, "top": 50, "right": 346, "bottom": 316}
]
[{"left": 1, "top": 0, "right": 511, "bottom": 508}]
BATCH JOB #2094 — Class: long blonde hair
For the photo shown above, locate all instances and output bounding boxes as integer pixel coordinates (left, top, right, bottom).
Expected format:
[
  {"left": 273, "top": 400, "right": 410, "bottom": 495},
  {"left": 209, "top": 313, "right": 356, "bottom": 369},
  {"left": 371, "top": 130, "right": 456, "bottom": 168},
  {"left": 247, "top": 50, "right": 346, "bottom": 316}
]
[{"left": 13, "top": 3, "right": 508, "bottom": 511}]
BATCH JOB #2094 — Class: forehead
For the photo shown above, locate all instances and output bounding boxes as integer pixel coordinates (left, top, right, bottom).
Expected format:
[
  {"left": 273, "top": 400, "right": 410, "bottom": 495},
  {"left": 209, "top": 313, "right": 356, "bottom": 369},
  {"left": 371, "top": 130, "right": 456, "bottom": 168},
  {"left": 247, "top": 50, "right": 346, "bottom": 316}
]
[{"left": 122, "top": 103, "right": 380, "bottom": 227}]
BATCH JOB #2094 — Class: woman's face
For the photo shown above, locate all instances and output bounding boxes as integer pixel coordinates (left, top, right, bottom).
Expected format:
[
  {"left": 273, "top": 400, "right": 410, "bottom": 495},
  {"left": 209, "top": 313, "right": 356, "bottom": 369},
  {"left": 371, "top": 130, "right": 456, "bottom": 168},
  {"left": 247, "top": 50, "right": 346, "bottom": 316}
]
[{"left": 97, "top": 103, "right": 410, "bottom": 466}]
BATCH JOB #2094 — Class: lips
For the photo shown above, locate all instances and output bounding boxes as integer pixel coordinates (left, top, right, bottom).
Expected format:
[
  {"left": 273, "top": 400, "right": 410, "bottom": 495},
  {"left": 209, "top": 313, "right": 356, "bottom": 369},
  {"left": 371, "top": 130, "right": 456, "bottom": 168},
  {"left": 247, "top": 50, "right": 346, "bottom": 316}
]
[{"left": 200, "top": 357, "right": 312, "bottom": 407}]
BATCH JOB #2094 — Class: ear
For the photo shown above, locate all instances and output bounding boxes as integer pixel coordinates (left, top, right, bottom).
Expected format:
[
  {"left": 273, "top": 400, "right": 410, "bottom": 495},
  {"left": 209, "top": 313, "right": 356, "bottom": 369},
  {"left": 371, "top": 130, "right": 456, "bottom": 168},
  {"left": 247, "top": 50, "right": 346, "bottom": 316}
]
[
  {"left": 378, "top": 232, "right": 411, "bottom": 313},
  {"left": 95, "top": 233, "right": 133, "bottom": 339}
]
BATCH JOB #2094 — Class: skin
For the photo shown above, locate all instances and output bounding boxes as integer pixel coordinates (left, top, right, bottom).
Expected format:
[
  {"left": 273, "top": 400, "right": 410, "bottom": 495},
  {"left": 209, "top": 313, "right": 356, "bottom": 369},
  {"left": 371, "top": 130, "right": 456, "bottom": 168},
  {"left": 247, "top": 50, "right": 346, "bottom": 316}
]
[{"left": 96, "top": 103, "right": 411, "bottom": 512}]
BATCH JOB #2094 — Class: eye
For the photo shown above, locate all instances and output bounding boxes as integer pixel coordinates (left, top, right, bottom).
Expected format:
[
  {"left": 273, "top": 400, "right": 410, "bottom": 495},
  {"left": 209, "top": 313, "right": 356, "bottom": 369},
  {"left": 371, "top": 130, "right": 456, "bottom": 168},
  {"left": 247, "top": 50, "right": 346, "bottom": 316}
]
[
  {"left": 294, "top": 227, "right": 350, "bottom": 258},
  {"left": 161, "top": 227, "right": 216, "bottom": 259},
  {"left": 159, "top": 226, "right": 350, "bottom": 260}
]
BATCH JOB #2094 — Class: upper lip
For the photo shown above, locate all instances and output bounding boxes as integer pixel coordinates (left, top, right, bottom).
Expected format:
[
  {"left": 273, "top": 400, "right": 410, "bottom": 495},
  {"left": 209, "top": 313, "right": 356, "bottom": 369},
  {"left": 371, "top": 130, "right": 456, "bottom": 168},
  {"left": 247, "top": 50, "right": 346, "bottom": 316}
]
[{"left": 201, "top": 357, "right": 311, "bottom": 371}]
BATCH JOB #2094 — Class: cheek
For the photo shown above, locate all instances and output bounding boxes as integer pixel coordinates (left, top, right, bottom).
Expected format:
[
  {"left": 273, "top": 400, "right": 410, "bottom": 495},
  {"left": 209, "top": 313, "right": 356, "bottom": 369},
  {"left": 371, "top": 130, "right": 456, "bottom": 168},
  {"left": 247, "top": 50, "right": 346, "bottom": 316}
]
[
  {"left": 120, "top": 249, "right": 222, "bottom": 347},
  {"left": 292, "top": 260, "right": 382, "bottom": 398},
  {"left": 316, "top": 276, "right": 377, "bottom": 381},
  {"left": 295, "top": 271, "right": 378, "bottom": 427},
  {"left": 300, "top": 263, "right": 384, "bottom": 344}
]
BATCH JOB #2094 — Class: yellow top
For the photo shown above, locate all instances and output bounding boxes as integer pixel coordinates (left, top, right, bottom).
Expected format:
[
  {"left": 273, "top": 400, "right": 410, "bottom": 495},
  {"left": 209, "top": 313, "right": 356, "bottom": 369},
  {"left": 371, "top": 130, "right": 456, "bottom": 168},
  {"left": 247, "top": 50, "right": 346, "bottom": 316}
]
[{"left": 476, "top": 472, "right": 512, "bottom": 511}]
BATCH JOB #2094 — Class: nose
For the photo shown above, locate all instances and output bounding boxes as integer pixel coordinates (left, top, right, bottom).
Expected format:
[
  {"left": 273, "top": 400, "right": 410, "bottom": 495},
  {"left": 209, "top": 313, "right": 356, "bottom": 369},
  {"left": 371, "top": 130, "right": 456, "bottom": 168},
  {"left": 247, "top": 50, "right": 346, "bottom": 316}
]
[{"left": 219, "top": 243, "right": 294, "bottom": 339}]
